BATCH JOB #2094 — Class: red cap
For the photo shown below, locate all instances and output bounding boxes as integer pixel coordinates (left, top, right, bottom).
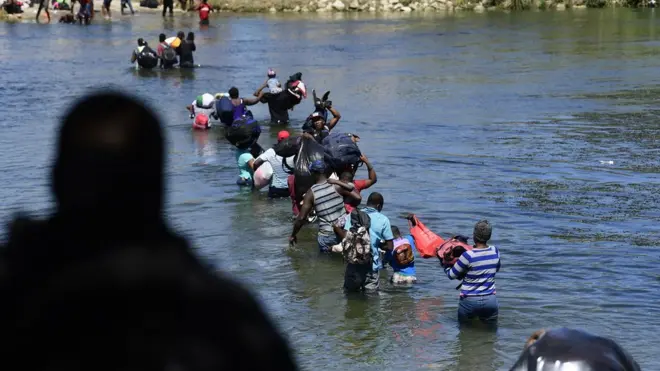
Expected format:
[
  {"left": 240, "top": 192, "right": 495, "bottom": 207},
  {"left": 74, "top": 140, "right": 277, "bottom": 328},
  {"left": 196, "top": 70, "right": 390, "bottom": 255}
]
[
  {"left": 277, "top": 130, "right": 290, "bottom": 142},
  {"left": 193, "top": 113, "right": 209, "bottom": 129}
]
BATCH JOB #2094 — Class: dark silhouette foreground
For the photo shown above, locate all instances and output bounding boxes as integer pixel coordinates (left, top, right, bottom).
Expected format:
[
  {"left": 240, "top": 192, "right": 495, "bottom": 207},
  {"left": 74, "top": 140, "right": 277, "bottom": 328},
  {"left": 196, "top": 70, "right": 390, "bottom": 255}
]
[
  {"left": 510, "top": 328, "right": 640, "bottom": 371},
  {"left": 0, "top": 91, "right": 299, "bottom": 371}
]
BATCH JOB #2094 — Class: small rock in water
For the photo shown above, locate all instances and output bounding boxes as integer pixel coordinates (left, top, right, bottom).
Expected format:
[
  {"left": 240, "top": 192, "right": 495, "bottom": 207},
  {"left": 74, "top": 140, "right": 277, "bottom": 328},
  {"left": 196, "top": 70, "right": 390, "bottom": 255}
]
[{"left": 599, "top": 160, "right": 614, "bottom": 165}]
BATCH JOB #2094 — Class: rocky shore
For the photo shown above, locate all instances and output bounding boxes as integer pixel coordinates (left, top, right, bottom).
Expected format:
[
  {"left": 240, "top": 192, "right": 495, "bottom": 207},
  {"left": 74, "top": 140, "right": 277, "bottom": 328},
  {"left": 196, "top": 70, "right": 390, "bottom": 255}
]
[
  {"left": 209, "top": 0, "right": 636, "bottom": 12},
  {"left": 0, "top": 0, "right": 651, "bottom": 21}
]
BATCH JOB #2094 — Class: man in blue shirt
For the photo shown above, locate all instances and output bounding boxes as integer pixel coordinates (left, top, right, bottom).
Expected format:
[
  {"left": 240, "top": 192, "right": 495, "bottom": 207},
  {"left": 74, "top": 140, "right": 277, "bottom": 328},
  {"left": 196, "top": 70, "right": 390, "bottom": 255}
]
[
  {"left": 334, "top": 192, "right": 394, "bottom": 292},
  {"left": 383, "top": 226, "right": 417, "bottom": 284}
]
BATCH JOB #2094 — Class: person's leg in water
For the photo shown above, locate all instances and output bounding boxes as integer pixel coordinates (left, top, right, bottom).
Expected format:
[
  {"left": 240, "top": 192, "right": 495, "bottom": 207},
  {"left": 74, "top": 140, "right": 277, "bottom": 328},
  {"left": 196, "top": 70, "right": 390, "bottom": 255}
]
[
  {"left": 36, "top": 0, "right": 51, "bottom": 22},
  {"left": 363, "top": 269, "right": 380, "bottom": 292},
  {"left": 458, "top": 295, "right": 498, "bottom": 325},
  {"left": 102, "top": 0, "right": 111, "bottom": 18},
  {"left": 121, "top": 0, "right": 134, "bottom": 14}
]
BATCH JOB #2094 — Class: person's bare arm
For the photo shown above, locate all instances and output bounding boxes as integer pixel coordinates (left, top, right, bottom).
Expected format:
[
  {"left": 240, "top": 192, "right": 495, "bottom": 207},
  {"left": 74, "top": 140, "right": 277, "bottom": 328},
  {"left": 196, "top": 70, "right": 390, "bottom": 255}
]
[
  {"left": 130, "top": 51, "right": 137, "bottom": 63},
  {"left": 290, "top": 191, "right": 315, "bottom": 244},
  {"left": 335, "top": 186, "right": 361, "bottom": 204},
  {"left": 242, "top": 94, "right": 262, "bottom": 106},
  {"left": 360, "top": 155, "right": 377, "bottom": 188},
  {"left": 333, "top": 224, "right": 347, "bottom": 240},
  {"left": 382, "top": 239, "right": 394, "bottom": 252},
  {"left": 327, "top": 178, "right": 355, "bottom": 192},
  {"left": 327, "top": 107, "right": 341, "bottom": 131},
  {"left": 253, "top": 81, "right": 268, "bottom": 97},
  {"left": 252, "top": 157, "right": 264, "bottom": 170},
  {"left": 186, "top": 104, "right": 194, "bottom": 113}
]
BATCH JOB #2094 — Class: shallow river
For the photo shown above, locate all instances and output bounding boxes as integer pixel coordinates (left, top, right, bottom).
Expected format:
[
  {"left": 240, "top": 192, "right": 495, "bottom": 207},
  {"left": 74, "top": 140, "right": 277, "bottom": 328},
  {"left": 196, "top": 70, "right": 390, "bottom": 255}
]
[{"left": 1, "top": 8, "right": 659, "bottom": 370}]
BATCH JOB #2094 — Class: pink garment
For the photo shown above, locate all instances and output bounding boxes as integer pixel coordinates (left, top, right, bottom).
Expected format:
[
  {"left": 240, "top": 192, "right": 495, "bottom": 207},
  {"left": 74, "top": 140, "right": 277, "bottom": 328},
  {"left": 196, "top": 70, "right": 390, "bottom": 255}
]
[{"left": 288, "top": 175, "right": 299, "bottom": 216}]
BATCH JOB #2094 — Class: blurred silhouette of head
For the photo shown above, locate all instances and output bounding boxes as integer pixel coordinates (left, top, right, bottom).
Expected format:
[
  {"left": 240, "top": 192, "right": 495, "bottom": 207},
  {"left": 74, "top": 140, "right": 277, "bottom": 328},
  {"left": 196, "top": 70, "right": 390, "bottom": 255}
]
[
  {"left": 510, "top": 328, "right": 640, "bottom": 371},
  {"left": 53, "top": 91, "right": 164, "bottom": 230}
]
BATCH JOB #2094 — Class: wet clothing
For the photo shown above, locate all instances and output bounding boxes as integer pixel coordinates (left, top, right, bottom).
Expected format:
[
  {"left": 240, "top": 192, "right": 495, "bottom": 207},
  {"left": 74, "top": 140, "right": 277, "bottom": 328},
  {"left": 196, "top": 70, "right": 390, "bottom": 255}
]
[
  {"left": 235, "top": 149, "right": 253, "bottom": 185},
  {"left": 133, "top": 45, "right": 158, "bottom": 69},
  {"left": 310, "top": 181, "right": 345, "bottom": 235},
  {"left": 190, "top": 94, "right": 216, "bottom": 126},
  {"left": 231, "top": 99, "right": 248, "bottom": 121},
  {"left": 446, "top": 245, "right": 500, "bottom": 324},
  {"left": 177, "top": 40, "right": 196, "bottom": 68},
  {"left": 256, "top": 149, "right": 290, "bottom": 190},
  {"left": 344, "top": 263, "right": 379, "bottom": 292},
  {"left": 458, "top": 294, "right": 499, "bottom": 324},
  {"left": 158, "top": 42, "right": 177, "bottom": 68},
  {"left": 384, "top": 235, "right": 416, "bottom": 278},
  {"left": 263, "top": 92, "right": 293, "bottom": 125},
  {"left": 198, "top": 2, "right": 211, "bottom": 21}
]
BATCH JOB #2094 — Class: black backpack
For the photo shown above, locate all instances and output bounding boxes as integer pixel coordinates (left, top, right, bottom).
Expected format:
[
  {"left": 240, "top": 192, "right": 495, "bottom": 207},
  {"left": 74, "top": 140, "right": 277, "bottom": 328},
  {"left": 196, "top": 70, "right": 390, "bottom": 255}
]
[
  {"left": 137, "top": 47, "right": 158, "bottom": 69},
  {"left": 162, "top": 44, "right": 176, "bottom": 63}
]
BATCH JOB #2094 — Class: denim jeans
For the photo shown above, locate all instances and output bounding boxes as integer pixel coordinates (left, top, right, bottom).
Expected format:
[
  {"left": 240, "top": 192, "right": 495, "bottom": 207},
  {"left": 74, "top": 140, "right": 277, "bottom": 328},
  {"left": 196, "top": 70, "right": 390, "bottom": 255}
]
[
  {"left": 317, "top": 233, "right": 339, "bottom": 253},
  {"left": 458, "top": 294, "right": 499, "bottom": 324}
]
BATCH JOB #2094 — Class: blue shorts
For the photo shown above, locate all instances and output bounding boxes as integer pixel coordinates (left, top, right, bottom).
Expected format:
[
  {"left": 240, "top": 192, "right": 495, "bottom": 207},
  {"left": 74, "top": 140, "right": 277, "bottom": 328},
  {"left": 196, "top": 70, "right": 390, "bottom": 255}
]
[{"left": 103, "top": 0, "right": 111, "bottom": 7}]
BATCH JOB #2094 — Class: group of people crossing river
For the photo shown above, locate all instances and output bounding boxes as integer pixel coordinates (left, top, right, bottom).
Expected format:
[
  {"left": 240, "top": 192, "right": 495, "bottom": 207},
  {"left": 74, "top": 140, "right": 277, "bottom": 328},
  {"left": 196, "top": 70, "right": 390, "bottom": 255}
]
[
  {"left": 176, "top": 73, "right": 644, "bottom": 371},
  {"left": 185, "top": 69, "right": 502, "bottom": 325}
]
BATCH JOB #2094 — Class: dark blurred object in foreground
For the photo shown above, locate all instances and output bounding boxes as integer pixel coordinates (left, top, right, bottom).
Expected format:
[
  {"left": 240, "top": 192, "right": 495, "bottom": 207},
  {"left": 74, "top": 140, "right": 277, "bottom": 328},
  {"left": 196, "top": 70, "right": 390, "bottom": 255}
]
[
  {"left": 509, "top": 328, "right": 641, "bottom": 371},
  {"left": 0, "top": 91, "right": 299, "bottom": 371}
]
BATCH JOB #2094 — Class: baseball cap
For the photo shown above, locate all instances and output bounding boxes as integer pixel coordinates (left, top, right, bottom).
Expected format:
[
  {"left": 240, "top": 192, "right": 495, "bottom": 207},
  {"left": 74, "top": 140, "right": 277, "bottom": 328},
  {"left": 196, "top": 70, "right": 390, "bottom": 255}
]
[
  {"left": 310, "top": 112, "right": 324, "bottom": 120},
  {"left": 308, "top": 160, "right": 326, "bottom": 173},
  {"left": 277, "top": 130, "right": 290, "bottom": 142}
]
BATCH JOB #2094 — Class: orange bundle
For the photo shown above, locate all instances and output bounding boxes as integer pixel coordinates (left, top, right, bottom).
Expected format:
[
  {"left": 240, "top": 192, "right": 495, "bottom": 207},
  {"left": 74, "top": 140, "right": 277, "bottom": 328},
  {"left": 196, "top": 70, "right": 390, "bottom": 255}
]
[{"left": 408, "top": 215, "right": 445, "bottom": 259}]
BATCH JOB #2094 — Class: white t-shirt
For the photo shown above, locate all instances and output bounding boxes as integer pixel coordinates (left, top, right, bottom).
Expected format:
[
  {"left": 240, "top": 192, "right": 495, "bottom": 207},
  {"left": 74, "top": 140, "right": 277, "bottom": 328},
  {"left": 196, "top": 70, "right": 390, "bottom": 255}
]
[
  {"left": 191, "top": 93, "right": 216, "bottom": 125},
  {"left": 257, "top": 148, "right": 293, "bottom": 189}
]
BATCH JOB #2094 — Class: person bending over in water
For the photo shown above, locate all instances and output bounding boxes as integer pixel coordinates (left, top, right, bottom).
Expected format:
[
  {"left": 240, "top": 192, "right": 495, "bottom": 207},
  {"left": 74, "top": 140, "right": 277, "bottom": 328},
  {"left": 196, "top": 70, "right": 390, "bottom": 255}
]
[
  {"left": 178, "top": 32, "right": 196, "bottom": 68},
  {"left": 235, "top": 143, "right": 262, "bottom": 187},
  {"left": 289, "top": 160, "right": 361, "bottom": 253},
  {"left": 383, "top": 226, "right": 417, "bottom": 284},
  {"left": 196, "top": 0, "right": 212, "bottom": 25},
  {"left": 252, "top": 131, "right": 294, "bottom": 199},
  {"left": 444, "top": 220, "right": 501, "bottom": 325},
  {"left": 304, "top": 103, "right": 341, "bottom": 143},
  {"left": 228, "top": 87, "right": 262, "bottom": 122}
]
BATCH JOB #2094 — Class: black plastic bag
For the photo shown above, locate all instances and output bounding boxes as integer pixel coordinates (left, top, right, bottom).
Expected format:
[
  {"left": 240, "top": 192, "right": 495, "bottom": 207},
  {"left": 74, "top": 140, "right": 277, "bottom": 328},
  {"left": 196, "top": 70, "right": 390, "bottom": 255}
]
[
  {"left": 293, "top": 137, "right": 326, "bottom": 204},
  {"left": 225, "top": 116, "right": 261, "bottom": 150},
  {"left": 274, "top": 136, "right": 301, "bottom": 158},
  {"left": 322, "top": 132, "right": 361, "bottom": 172}
]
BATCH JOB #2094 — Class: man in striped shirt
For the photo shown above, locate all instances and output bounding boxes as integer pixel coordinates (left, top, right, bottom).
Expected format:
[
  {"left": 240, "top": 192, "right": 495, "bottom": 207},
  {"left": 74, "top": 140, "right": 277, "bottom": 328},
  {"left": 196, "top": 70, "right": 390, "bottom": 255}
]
[{"left": 445, "top": 220, "right": 501, "bottom": 324}]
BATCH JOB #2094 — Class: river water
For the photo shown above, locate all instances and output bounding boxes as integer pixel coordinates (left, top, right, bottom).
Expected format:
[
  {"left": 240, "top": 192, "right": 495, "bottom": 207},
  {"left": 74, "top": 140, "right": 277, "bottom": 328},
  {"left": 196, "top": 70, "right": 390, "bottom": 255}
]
[{"left": 1, "top": 8, "right": 659, "bottom": 370}]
